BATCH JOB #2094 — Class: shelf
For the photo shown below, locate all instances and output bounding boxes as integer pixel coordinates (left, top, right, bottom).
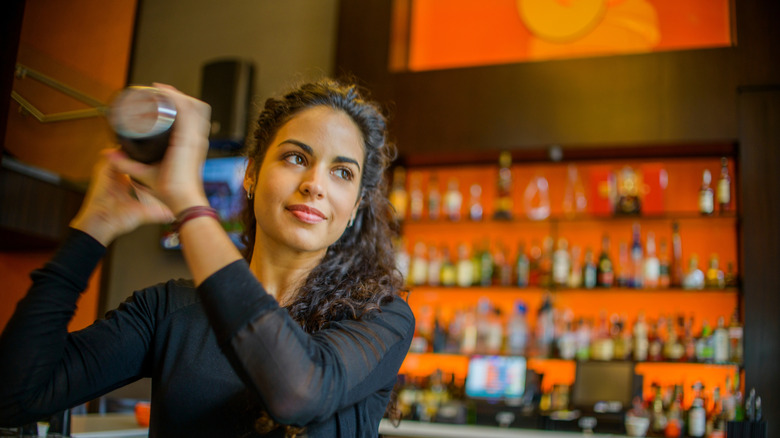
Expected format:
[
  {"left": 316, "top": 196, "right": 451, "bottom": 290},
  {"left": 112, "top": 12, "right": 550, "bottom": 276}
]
[
  {"left": 409, "top": 286, "right": 739, "bottom": 294},
  {"left": 403, "top": 352, "right": 742, "bottom": 368},
  {"left": 401, "top": 211, "right": 738, "bottom": 226}
]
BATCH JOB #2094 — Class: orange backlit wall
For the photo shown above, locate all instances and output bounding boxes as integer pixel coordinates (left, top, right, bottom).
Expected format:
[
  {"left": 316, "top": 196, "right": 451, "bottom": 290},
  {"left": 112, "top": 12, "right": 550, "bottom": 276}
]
[{"left": 398, "top": 0, "right": 732, "bottom": 71}]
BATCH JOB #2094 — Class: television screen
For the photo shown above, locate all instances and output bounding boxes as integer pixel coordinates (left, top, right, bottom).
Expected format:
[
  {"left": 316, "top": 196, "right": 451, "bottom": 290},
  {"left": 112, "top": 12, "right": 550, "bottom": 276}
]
[
  {"left": 465, "top": 355, "right": 526, "bottom": 401},
  {"left": 570, "top": 361, "right": 636, "bottom": 412},
  {"left": 161, "top": 156, "right": 248, "bottom": 250}
]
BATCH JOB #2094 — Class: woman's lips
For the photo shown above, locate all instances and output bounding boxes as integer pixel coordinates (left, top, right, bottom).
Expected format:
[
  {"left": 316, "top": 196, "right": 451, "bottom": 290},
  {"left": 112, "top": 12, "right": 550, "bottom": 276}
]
[{"left": 287, "top": 204, "right": 327, "bottom": 224}]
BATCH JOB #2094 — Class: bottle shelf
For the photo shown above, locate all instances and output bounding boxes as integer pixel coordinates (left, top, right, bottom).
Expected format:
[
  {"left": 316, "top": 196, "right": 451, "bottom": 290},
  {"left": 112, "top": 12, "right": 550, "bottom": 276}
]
[
  {"left": 400, "top": 211, "right": 738, "bottom": 227},
  {"left": 403, "top": 351, "right": 742, "bottom": 368},
  {"left": 409, "top": 285, "right": 739, "bottom": 294}
]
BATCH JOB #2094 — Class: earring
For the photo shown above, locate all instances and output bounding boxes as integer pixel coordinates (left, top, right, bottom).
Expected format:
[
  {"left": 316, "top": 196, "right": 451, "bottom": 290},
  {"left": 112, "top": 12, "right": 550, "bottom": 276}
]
[
  {"left": 246, "top": 185, "right": 254, "bottom": 200},
  {"left": 348, "top": 216, "right": 355, "bottom": 227}
]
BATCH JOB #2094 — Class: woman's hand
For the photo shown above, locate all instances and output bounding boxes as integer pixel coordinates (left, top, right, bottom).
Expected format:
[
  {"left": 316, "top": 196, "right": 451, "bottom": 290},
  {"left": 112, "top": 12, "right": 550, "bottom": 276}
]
[
  {"left": 71, "top": 84, "right": 212, "bottom": 246},
  {"left": 110, "top": 84, "right": 213, "bottom": 215},
  {"left": 70, "top": 149, "right": 175, "bottom": 246}
]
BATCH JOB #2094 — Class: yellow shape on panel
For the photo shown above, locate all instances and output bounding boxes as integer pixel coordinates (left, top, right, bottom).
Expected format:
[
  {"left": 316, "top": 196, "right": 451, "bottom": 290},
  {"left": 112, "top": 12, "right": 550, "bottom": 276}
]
[{"left": 517, "top": 0, "right": 607, "bottom": 42}]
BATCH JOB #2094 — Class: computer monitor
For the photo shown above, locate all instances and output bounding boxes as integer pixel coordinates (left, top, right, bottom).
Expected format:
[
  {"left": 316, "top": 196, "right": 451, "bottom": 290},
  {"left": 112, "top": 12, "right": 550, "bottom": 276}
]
[
  {"left": 465, "top": 355, "right": 526, "bottom": 401},
  {"left": 569, "top": 361, "right": 638, "bottom": 413}
]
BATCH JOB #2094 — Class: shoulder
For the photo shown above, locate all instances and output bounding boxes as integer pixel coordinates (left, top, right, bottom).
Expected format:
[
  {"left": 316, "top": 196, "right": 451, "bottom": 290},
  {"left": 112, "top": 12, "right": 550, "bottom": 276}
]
[
  {"left": 365, "top": 295, "right": 416, "bottom": 338},
  {"left": 112, "top": 278, "right": 200, "bottom": 319}
]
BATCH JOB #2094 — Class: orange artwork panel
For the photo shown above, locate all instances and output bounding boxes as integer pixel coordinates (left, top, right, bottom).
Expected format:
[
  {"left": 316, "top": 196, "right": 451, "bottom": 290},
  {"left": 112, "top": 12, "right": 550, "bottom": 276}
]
[{"left": 399, "top": 0, "right": 732, "bottom": 71}]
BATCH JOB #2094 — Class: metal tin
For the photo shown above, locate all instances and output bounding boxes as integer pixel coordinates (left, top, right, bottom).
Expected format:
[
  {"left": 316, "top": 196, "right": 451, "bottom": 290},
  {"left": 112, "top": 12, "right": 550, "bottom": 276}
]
[{"left": 108, "top": 86, "right": 177, "bottom": 163}]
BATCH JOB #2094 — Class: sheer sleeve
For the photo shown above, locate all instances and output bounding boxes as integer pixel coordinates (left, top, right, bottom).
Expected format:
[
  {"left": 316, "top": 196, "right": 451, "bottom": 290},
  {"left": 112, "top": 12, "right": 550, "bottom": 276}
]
[{"left": 198, "top": 260, "right": 415, "bottom": 426}]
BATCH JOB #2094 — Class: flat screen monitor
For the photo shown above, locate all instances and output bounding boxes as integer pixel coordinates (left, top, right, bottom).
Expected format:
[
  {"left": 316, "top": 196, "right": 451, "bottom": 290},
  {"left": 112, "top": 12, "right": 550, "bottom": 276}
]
[
  {"left": 161, "top": 155, "right": 247, "bottom": 250},
  {"left": 465, "top": 355, "right": 526, "bottom": 401},
  {"left": 569, "top": 361, "right": 636, "bottom": 412}
]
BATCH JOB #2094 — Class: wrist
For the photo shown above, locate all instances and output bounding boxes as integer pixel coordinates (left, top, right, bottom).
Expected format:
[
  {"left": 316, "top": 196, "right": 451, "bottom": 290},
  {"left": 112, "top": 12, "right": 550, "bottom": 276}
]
[{"left": 172, "top": 205, "right": 220, "bottom": 233}]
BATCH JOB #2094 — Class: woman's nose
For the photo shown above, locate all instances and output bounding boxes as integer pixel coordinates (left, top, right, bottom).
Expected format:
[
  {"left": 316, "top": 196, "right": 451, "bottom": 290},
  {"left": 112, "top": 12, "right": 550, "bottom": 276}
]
[{"left": 299, "top": 168, "right": 325, "bottom": 198}]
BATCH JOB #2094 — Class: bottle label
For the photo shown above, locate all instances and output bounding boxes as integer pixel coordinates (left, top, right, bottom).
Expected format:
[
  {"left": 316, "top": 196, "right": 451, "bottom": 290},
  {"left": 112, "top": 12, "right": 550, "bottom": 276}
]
[
  {"left": 699, "top": 191, "right": 714, "bottom": 214},
  {"left": 718, "top": 179, "right": 731, "bottom": 205}
]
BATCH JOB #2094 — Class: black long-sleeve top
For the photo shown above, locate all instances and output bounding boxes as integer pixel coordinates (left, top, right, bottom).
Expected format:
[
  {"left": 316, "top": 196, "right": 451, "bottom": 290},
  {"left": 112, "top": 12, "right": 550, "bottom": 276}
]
[{"left": 0, "top": 229, "right": 415, "bottom": 437}]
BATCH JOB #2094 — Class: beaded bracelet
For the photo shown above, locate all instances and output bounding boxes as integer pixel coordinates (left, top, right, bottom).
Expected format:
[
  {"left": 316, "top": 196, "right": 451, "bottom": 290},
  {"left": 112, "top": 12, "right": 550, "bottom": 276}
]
[{"left": 172, "top": 206, "right": 219, "bottom": 233}]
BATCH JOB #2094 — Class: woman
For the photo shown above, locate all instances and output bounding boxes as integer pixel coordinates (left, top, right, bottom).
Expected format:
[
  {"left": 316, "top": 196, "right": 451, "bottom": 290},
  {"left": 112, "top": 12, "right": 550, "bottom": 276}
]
[{"left": 0, "top": 79, "right": 415, "bottom": 437}]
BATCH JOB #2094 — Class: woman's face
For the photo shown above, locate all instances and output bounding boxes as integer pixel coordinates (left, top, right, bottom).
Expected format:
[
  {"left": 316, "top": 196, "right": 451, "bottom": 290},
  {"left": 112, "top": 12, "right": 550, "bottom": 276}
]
[{"left": 245, "top": 106, "right": 364, "bottom": 256}]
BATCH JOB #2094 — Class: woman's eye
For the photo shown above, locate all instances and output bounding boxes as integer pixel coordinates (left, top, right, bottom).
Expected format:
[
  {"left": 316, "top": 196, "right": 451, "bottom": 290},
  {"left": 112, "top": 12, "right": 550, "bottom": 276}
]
[
  {"left": 283, "top": 153, "right": 305, "bottom": 165},
  {"left": 334, "top": 167, "right": 354, "bottom": 181}
]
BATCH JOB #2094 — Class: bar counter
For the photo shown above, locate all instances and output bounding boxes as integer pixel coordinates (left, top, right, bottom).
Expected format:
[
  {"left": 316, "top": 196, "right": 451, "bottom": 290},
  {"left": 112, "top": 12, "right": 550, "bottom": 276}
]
[
  {"left": 378, "top": 419, "right": 625, "bottom": 438},
  {"left": 67, "top": 414, "right": 629, "bottom": 437}
]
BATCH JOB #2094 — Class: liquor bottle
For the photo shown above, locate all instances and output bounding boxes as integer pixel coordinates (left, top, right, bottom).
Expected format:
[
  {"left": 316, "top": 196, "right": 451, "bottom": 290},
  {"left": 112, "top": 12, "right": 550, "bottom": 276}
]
[
  {"left": 455, "top": 244, "right": 474, "bottom": 288},
  {"left": 538, "top": 236, "right": 554, "bottom": 288},
  {"left": 582, "top": 247, "right": 597, "bottom": 289},
  {"left": 494, "top": 243, "right": 512, "bottom": 286},
  {"left": 394, "top": 238, "right": 410, "bottom": 286},
  {"left": 427, "top": 245, "right": 442, "bottom": 287},
  {"left": 562, "top": 164, "right": 588, "bottom": 217},
  {"left": 695, "top": 320, "right": 714, "bottom": 363},
  {"left": 633, "top": 312, "right": 649, "bottom": 361},
  {"left": 557, "top": 311, "right": 577, "bottom": 360},
  {"left": 528, "top": 240, "right": 542, "bottom": 287},
  {"left": 574, "top": 317, "right": 591, "bottom": 361},
  {"left": 535, "top": 293, "right": 555, "bottom": 357},
  {"left": 724, "top": 262, "right": 737, "bottom": 287},
  {"left": 552, "top": 238, "right": 571, "bottom": 288},
  {"left": 515, "top": 241, "right": 530, "bottom": 287},
  {"left": 568, "top": 245, "right": 583, "bottom": 288},
  {"left": 468, "top": 184, "right": 483, "bottom": 221},
  {"left": 440, "top": 246, "right": 457, "bottom": 287},
  {"left": 629, "top": 223, "right": 644, "bottom": 288},
  {"left": 662, "top": 316, "right": 684, "bottom": 361},
  {"left": 431, "top": 310, "right": 447, "bottom": 353},
  {"left": 389, "top": 166, "right": 408, "bottom": 221},
  {"left": 670, "top": 221, "right": 684, "bottom": 287},
  {"left": 712, "top": 316, "right": 729, "bottom": 363},
  {"left": 474, "top": 297, "right": 492, "bottom": 354},
  {"left": 643, "top": 232, "right": 660, "bottom": 288},
  {"left": 427, "top": 174, "right": 441, "bottom": 221},
  {"left": 705, "top": 253, "right": 725, "bottom": 289},
  {"left": 651, "top": 386, "right": 668, "bottom": 434},
  {"left": 410, "top": 241, "right": 428, "bottom": 286},
  {"left": 506, "top": 300, "right": 529, "bottom": 355},
  {"left": 683, "top": 255, "right": 705, "bottom": 290},
  {"left": 687, "top": 382, "right": 707, "bottom": 437},
  {"left": 648, "top": 317, "right": 664, "bottom": 362},
  {"left": 616, "top": 240, "right": 629, "bottom": 287},
  {"left": 443, "top": 178, "right": 463, "bottom": 221},
  {"left": 699, "top": 169, "right": 715, "bottom": 215},
  {"left": 658, "top": 237, "right": 671, "bottom": 288},
  {"left": 480, "top": 240, "right": 495, "bottom": 287},
  {"left": 717, "top": 157, "right": 731, "bottom": 213},
  {"left": 682, "top": 315, "right": 697, "bottom": 362},
  {"left": 728, "top": 309, "right": 743, "bottom": 364},
  {"left": 408, "top": 172, "right": 424, "bottom": 221},
  {"left": 596, "top": 234, "right": 614, "bottom": 288},
  {"left": 493, "top": 150, "right": 513, "bottom": 220},
  {"left": 470, "top": 241, "right": 483, "bottom": 286}
]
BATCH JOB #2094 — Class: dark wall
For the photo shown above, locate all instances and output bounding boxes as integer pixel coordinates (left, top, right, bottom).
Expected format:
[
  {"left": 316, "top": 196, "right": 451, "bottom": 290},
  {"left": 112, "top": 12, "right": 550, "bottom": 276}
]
[{"left": 336, "top": 0, "right": 780, "bottom": 423}]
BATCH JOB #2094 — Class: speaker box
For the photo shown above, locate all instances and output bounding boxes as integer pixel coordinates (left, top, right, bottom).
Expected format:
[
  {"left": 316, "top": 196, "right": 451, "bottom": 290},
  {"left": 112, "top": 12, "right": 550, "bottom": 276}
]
[{"left": 199, "top": 58, "right": 255, "bottom": 152}]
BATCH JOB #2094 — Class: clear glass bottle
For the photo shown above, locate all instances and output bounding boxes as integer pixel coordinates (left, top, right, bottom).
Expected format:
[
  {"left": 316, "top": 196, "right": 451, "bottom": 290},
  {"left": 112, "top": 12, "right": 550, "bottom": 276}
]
[
  {"left": 699, "top": 169, "right": 715, "bottom": 215},
  {"left": 717, "top": 157, "right": 731, "bottom": 213}
]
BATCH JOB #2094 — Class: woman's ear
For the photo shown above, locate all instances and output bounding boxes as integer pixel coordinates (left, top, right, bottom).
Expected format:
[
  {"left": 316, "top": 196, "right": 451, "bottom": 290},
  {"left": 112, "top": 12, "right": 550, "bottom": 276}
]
[{"left": 243, "top": 158, "right": 256, "bottom": 198}]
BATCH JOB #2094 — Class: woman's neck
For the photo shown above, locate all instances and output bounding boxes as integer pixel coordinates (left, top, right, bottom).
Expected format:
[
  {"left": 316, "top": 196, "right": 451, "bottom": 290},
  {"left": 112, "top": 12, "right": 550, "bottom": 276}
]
[{"left": 248, "top": 240, "right": 325, "bottom": 306}]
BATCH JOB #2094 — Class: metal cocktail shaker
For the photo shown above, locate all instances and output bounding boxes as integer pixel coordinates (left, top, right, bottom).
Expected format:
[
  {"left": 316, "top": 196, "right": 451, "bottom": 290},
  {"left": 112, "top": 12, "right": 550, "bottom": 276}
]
[{"left": 108, "top": 86, "right": 177, "bottom": 163}]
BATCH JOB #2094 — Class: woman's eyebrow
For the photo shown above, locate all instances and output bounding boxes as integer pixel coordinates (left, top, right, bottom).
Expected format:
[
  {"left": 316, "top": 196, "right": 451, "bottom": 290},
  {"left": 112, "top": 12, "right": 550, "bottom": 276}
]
[{"left": 279, "top": 139, "right": 361, "bottom": 172}]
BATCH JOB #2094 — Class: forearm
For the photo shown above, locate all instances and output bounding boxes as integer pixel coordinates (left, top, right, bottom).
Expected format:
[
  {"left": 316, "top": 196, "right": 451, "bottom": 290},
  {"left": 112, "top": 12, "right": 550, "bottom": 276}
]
[
  {"left": 0, "top": 230, "right": 105, "bottom": 420},
  {"left": 177, "top": 213, "right": 244, "bottom": 286}
]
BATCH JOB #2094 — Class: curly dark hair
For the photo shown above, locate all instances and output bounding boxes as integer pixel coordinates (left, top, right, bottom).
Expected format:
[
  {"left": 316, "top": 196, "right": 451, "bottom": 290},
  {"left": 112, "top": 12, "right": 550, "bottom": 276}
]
[{"left": 239, "top": 78, "right": 405, "bottom": 436}]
